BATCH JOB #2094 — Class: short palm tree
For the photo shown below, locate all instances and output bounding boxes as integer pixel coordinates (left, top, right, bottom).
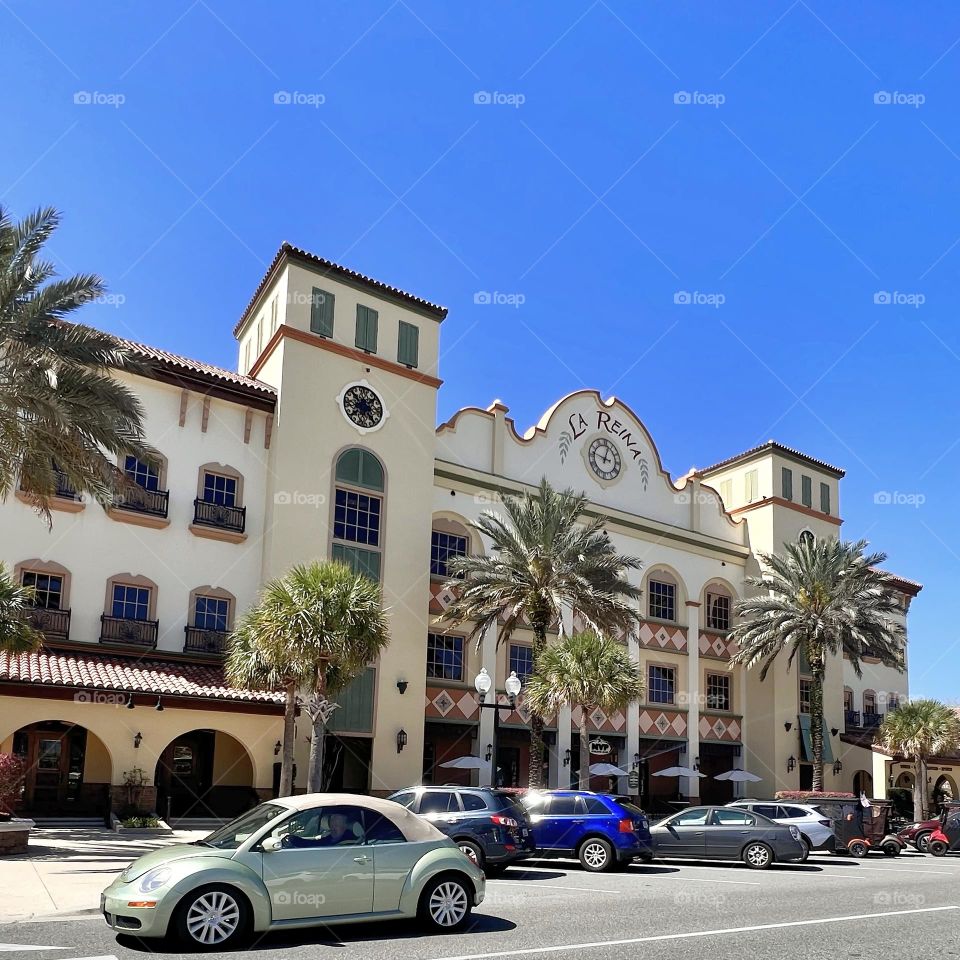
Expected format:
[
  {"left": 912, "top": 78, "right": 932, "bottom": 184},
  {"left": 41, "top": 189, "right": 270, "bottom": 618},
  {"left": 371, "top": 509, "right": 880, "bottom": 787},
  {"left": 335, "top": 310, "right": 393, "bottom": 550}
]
[
  {"left": 729, "top": 537, "right": 905, "bottom": 791},
  {"left": 878, "top": 700, "right": 960, "bottom": 820},
  {"left": 524, "top": 631, "right": 643, "bottom": 789},
  {"left": 0, "top": 563, "right": 43, "bottom": 654},
  {"left": 0, "top": 204, "right": 152, "bottom": 520},
  {"left": 442, "top": 478, "right": 642, "bottom": 788},
  {"left": 226, "top": 561, "right": 390, "bottom": 794}
]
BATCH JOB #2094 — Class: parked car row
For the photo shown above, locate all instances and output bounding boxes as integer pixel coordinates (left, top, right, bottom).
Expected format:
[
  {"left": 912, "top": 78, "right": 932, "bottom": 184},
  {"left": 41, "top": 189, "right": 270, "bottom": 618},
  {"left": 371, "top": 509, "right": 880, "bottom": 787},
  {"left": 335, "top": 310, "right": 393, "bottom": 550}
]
[{"left": 102, "top": 789, "right": 928, "bottom": 950}]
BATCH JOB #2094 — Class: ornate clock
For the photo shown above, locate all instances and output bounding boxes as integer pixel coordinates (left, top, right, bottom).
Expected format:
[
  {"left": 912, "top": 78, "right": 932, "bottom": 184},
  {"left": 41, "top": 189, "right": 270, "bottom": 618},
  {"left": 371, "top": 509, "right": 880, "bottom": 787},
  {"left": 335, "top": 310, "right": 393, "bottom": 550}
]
[
  {"left": 584, "top": 435, "right": 623, "bottom": 485},
  {"left": 336, "top": 381, "right": 389, "bottom": 433}
]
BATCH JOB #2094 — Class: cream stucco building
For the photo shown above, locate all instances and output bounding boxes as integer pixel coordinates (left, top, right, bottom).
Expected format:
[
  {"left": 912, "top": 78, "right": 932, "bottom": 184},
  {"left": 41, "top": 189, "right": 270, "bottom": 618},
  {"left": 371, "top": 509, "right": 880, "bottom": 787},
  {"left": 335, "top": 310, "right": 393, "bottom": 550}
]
[{"left": 0, "top": 243, "right": 921, "bottom": 821}]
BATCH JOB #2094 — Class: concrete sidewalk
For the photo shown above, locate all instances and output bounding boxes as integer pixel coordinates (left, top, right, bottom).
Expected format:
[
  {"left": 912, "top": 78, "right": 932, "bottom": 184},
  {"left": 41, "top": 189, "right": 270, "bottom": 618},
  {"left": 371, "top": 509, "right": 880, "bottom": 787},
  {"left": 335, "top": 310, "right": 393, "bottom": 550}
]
[{"left": 0, "top": 827, "right": 206, "bottom": 923}]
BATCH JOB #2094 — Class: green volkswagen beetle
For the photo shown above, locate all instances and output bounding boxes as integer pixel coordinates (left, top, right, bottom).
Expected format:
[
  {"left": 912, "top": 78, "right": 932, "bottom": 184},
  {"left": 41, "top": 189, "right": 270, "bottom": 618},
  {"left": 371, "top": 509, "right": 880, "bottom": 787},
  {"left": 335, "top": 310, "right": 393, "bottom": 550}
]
[{"left": 101, "top": 793, "right": 485, "bottom": 948}]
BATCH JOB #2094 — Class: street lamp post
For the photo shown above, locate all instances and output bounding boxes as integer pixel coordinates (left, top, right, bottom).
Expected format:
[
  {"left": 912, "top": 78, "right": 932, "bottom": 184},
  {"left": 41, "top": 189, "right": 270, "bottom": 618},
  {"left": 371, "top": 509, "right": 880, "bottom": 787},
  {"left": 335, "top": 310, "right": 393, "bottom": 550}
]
[{"left": 475, "top": 667, "right": 522, "bottom": 786}]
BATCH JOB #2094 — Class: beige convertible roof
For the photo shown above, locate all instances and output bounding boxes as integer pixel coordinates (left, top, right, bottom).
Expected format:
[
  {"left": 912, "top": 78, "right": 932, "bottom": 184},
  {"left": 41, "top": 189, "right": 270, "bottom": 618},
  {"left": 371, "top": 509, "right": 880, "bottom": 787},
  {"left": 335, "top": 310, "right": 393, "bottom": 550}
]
[{"left": 273, "top": 792, "right": 446, "bottom": 843}]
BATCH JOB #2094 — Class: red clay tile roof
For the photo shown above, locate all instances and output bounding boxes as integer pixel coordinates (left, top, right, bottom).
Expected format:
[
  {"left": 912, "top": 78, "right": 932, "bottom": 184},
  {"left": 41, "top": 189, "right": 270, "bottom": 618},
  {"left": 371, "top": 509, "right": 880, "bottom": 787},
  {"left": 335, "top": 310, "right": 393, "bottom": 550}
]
[
  {"left": 695, "top": 441, "right": 845, "bottom": 479},
  {"left": 119, "top": 337, "right": 277, "bottom": 402},
  {"left": 234, "top": 242, "right": 448, "bottom": 335},
  {"left": 0, "top": 648, "right": 284, "bottom": 705}
]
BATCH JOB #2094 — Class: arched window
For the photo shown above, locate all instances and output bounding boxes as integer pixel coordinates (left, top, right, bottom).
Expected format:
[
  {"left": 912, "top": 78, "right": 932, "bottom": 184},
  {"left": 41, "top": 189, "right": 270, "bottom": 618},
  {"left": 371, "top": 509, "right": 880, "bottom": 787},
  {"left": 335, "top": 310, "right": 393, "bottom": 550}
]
[
  {"left": 645, "top": 568, "right": 683, "bottom": 623},
  {"left": 704, "top": 582, "right": 734, "bottom": 632},
  {"left": 799, "top": 529, "right": 815, "bottom": 548},
  {"left": 332, "top": 448, "right": 385, "bottom": 581},
  {"left": 431, "top": 517, "right": 470, "bottom": 579}
]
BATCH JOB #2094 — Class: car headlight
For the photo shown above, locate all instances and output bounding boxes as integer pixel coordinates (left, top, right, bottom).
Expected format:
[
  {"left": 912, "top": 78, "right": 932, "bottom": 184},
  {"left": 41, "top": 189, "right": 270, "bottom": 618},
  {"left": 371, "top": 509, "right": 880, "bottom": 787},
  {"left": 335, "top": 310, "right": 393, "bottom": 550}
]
[
  {"left": 138, "top": 867, "right": 172, "bottom": 893},
  {"left": 789, "top": 826, "right": 801, "bottom": 841}
]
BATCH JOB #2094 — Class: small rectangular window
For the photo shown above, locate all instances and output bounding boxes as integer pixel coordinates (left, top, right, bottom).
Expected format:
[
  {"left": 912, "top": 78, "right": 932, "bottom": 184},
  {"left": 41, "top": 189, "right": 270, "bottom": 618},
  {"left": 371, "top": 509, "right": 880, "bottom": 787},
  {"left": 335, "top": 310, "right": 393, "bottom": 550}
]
[
  {"left": 270, "top": 295, "right": 278, "bottom": 334},
  {"left": 256, "top": 318, "right": 263, "bottom": 353},
  {"left": 648, "top": 580, "right": 676, "bottom": 621},
  {"left": 509, "top": 644, "right": 534, "bottom": 683},
  {"left": 310, "top": 288, "right": 335, "bottom": 337},
  {"left": 21, "top": 572, "right": 63, "bottom": 610},
  {"left": 745, "top": 469, "right": 758, "bottom": 503},
  {"left": 112, "top": 584, "right": 150, "bottom": 621},
  {"left": 331, "top": 543, "right": 381, "bottom": 581},
  {"left": 719, "top": 479, "right": 732, "bottom": 506},
  {"left": 648, "top": 665, "right": 676, "bottom": 704},
  {"left": 334, "top": 488, "right": 381, "bottom": 546},
  {"left": 125, "top": 456, "right": 160, "bottom": 491},
  {"left": 782, "top": 467, "right": 793, "bottom": 501},
  {"left": 398, "top": 320, "right": 419, "bottom": 367},
  {"left": 195, "top": 596, "right": 229, "bottom": 631},
  {"left": 820, "top": 482, "right": 831, "bottom": 515},
  {"left": 799, "top": 678, "right": 812, "bottom": 714},
  {"left": 706, "top": 673, "right": 731, "bottom": 711},
  {"left": 426, "top": 633, "right": 464, "bottom": 681},
  {"left": 203, "top": 472, "right": 237, "bottom": 507},
  {"left": 356, "top": 304, "right": 379, "bottom": 353},
  {"left": 430, "top": 530, "right": 467, "bottom": 578},
  {"left": 801, "top": 475, "right": 812, "bottom": 507}
]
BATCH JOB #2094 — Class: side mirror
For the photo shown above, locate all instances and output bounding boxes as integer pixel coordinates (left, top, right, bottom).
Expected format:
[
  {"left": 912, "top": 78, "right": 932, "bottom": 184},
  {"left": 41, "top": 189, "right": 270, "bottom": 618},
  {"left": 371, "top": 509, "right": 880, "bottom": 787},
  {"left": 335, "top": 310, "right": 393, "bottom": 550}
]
[{"left": 261, "top": 836, "right": 284, "bottom": 852}]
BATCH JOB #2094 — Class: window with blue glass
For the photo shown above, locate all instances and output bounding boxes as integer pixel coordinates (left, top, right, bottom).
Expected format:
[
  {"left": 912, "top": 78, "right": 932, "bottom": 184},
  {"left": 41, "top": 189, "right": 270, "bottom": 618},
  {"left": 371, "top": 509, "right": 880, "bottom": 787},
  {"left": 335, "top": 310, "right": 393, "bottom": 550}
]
[
  {"left": 648, "top": 580, "right": 676, "bottom": 622},
  {"left": 334, "top": 489, "right": 381, "bottom": 546},
  {"left": 426, "top": 633, "right": 464, "bottom": 681},
  {"left": 112, "top": 584, "right": 150, "bottom": 621},
  {"left": 194, "top": 595, "right": 229, "bottom": 631},
  {"left": 124, "top": 456, "right": 160, "bottom": 491},
  {"left": 430, "top": 530, "right": 467, "bottom": 578},
  {"left": 509, "top": 644, "right": 534, "bottom": 683},
  {"left": 648, "top": 664, "right": 676, "bottom": 704},
  {"left": 21, "top": 572, "right": 63, "bottom": 610},
  {"left": 202, "top": 472, "right": 237, "bottom": 507}
]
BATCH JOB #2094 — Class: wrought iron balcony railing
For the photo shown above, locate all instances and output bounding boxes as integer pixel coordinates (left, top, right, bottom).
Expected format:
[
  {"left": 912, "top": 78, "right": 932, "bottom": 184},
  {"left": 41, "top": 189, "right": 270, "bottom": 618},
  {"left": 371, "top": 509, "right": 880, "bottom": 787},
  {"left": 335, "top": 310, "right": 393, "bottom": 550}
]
[
  {"left": 845, "top": 709, "right": 861, "bottom": 728},
  {"left": 863, "top": 711, "right": 884, "bottom": 728},
  {"left": 25, "top": 606, "right": 71, "bottom": 642},
  {"left": 193, "top": 498, "right": 246, "bottom": 534},
  {"left": 99, "top": 614, "right": 159, "bottom": 648},
  {"left": 113, "top": 485, "right": 169, "bottom": 518},
  {"left": 183, "top": 625, "right": 230, "bottom": 656}
]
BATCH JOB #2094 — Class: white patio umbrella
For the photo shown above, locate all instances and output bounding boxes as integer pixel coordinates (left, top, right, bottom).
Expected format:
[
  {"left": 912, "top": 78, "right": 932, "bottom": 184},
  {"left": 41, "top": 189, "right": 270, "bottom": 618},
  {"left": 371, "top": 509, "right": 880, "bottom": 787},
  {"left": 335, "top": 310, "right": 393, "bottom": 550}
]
[
  {"left": 589, "top": 763, "right": 629, "bottom": 777},
  {"left": 653, "top": 765, "right": 706, "bottom": 779},
  {"left": 439, "top": 756, "right": 490, "bottom": 770},
  {"left": 714, "top": 769, "right": 762, "bottom": 783}
]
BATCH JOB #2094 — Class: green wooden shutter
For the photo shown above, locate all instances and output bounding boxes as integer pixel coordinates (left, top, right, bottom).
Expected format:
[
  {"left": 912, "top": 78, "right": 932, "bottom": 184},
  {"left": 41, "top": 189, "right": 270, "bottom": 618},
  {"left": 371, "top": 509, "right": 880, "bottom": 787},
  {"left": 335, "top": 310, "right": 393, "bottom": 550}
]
[
  {"left": 397, "top": 320, "right": 419, "bottom": 368},
  {"left": 820, "top": 482, "right": 831, "bottom": 515},
  {"left": 782, "top": 467, "right": 793, "bottom": 501},
  {"left": 310, "top": 288, "right": 335, "bottom": 337},
  {"left": 801, "top": 475, "right": 812, "bottom": 507},
  {"left": 356, "top": 305, "right": 379, "bottom": 352},
  {"left": 327, "top": 667, "right": 376, "bottom": 734}
]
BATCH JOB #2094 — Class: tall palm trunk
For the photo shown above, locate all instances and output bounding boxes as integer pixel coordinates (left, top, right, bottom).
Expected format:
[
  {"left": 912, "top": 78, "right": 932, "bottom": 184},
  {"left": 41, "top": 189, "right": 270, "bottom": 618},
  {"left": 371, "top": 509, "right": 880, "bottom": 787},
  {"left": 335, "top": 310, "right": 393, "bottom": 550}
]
[
  {"left": 578, "top": 705, "right": 591, "bottom": 790},
  {"left": 527, "top": 618, "right": 549, "bottom": 789},
  {"left": 306, "top": 670, "right": 328, "bottom": 793},
  {"left": 279, "top": 680, "right": 297, "bottom": 797},
  {"left": 913, "top": 757, "right": 925, "bottom": 822},
  {"left": 810, "top": 660, "right": 825, "bottom": 792}
]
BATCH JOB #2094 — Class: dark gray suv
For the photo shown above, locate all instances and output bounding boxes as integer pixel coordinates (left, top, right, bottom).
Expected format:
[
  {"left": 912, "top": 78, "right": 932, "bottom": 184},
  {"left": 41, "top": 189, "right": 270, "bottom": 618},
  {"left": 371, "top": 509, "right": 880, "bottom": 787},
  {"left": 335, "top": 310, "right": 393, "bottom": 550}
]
[{"left": 388, "top": 786, "right": 536, "bottom": 874}]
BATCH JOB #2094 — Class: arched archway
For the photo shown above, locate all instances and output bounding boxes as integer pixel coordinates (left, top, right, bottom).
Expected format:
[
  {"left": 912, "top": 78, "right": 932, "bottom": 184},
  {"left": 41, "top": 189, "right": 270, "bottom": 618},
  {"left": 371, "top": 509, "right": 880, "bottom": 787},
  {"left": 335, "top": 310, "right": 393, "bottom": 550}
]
[
  {"left": 896, "top": 771, "right": 915, "bottom": 790},
  {"left": 154, "top": 729, "right": 256, "bottom": 820},
  {"left": 853, "top": 770, "right": 874, "bottom": 797},
  {"left": 6, "top": 720, "right": 112, "bottom": 816},
  {"left": 934, "top": 774, "right": 957, "bottom": 811}
]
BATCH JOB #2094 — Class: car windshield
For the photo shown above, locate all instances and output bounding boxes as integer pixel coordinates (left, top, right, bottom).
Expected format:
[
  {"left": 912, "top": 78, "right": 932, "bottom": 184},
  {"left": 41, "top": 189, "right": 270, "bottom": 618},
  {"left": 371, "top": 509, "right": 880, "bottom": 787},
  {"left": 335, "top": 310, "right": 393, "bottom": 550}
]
[
  {"left": 615, "top": 800, "right": 647, "bottom": 819},
  {"left": 200, "top": 803, "right": 288, "bottom": 849}
]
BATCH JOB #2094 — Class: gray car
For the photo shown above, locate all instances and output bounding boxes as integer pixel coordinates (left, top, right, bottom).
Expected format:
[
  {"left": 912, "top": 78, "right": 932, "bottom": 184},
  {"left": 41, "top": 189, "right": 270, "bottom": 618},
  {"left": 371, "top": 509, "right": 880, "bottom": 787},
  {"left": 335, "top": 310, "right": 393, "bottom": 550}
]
[{"left": 649, "top": 805, "right": 805, "bottom": 869}]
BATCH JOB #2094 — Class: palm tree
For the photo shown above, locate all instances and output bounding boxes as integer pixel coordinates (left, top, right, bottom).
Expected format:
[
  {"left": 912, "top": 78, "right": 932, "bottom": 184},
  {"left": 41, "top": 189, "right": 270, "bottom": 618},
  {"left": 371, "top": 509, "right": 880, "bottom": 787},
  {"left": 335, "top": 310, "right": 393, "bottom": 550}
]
[
  {"left": 524, "top": 631, "right": 643, "bottom": 790},
  {"left": 226, "top": 561, "right": 389, "bottom": 794},
  {"left": 0, "top": 563, "right": 43, "bottom": 654},
  {"left": 442, "top": 478, "right": 642, "bottom": 788},
  {"left": 729, "top": 536, "right": 905, "bottom": 791},
  {"left": 0, "top": 204, "right": 152, "bottom": 520},
  {"left": 878, "top": 700, "right": 960, "bottom": 821}
]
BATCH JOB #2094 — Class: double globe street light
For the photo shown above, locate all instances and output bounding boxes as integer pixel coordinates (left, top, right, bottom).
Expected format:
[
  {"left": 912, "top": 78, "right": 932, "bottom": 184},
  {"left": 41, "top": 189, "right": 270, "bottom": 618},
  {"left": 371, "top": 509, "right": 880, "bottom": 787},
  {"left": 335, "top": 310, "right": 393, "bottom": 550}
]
[{"left": 474, "top": 667, "right": 522, "bottom": 786}]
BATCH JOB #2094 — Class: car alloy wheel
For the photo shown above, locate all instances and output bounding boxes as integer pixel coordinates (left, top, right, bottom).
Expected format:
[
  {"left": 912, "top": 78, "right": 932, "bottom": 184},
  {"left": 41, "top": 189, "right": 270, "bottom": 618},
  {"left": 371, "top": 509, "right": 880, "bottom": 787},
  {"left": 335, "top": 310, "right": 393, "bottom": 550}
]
[
  {"left": 797, "top": 838, "right": 811, "bottom": 862},
  {"left": 916, "top": 832, "right": 931, "bottom": 853},
  {"left": 458, "top": 841, "right": 483, "bottom": 867},
  {"left": 930, "top": 839, "right": 948, "bottom": 857},
  {"left": 427, "top": 880, "right": 470, "bottom": 929},
  {"left": 182, "top": 889, "right": 243, "bottom": 946},
  {"left": 848, "top": 840, "right": 869, "bottom": 858},
  {"left": 579, "top": 839, "right": 612, "bottom": 872},
  {"left": 743, "top": 842, "right": 772, "bottom": 869}
]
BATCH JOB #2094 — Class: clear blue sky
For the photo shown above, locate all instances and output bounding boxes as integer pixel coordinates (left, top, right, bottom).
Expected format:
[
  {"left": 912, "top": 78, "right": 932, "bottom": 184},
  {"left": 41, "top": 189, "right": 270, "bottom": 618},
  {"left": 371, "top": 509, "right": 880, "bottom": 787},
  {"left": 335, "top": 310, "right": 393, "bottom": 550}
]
[{"left": 3, "top": 1, "right": 957, "bottom": 698}]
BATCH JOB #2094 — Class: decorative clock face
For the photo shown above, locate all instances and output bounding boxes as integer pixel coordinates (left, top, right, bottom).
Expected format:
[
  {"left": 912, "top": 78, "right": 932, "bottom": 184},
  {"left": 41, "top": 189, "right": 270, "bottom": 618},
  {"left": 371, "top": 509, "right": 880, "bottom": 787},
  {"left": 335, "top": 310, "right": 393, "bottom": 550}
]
[
  {"left": 341, "top": 383, "right": 385, "bottom": 431},
  {"left": 587, "top": 436, "right": 622, "bottom": 482}
]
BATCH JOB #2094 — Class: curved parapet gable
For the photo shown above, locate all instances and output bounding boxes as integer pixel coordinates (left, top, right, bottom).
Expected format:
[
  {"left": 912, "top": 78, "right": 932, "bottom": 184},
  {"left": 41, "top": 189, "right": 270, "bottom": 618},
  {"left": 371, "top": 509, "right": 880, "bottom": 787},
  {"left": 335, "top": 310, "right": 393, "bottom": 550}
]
[{"left": 436, "top": 390, "right": 745, "bottom": 545}]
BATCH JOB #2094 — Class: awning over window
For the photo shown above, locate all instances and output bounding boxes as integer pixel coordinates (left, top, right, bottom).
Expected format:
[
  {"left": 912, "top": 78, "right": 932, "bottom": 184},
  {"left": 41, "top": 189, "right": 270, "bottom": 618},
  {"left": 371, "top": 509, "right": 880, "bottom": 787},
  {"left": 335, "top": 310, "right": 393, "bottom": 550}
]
[{"left": 798, "top": 714, "right": 834, "bottom": 763}]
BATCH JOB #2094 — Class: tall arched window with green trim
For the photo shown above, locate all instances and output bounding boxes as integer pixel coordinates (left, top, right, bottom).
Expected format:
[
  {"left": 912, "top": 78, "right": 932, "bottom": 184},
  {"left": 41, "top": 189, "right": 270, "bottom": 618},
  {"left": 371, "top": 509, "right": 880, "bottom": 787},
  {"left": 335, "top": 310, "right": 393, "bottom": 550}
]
[{"left": 332, "top": 448, "right": 385, "bottom": 581}]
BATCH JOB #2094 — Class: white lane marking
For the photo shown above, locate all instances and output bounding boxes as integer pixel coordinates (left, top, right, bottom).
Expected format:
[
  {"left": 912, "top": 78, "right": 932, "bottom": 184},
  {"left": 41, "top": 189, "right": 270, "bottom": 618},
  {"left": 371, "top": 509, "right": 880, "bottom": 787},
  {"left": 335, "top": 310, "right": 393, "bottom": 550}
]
[
  {"left": 808, "top": 872, "right": 870, "bottom": 880},
  {"left": 429, "top": 905, "right": 960, "bottom": 960},
  {"left": 16, "top": 918, "right": 102, "bottom": 925},
  {"left": 490, "top": 882, "right": 620, "bottom": 895},
  {"left": 846, "top": 865, "right": 955, "bottom": 876},
  {"left": 61, "top": 956, "right": 118, "bottom": 960},
  {"left": 651, "top": 875, "right": 761, "bottom": 886},
  {"left": 0, "top": 946, "right": 66, "bottom": 952}
]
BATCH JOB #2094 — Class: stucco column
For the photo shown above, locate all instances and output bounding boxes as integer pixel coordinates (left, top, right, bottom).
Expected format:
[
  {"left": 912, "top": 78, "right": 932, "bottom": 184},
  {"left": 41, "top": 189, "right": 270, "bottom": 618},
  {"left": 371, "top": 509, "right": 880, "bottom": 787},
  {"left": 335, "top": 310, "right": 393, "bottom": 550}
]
[
  {"left": 477, "top": 622, "right": 498, "bottom": 787},
  {"left": 626, "top": 626, "right": 641, "bottom": 796},
  {"left": 685, "top": 600, "right": 701, "bottom": 800},
  {"left": 553, "top": 604, "right": 575, "bottom": 789}
]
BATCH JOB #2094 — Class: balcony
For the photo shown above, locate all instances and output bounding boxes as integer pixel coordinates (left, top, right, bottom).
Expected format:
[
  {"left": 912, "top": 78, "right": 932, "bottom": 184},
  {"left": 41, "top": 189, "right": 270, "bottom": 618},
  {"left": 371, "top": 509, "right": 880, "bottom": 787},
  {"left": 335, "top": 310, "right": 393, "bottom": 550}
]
[
  {"left": 24, "top": 606, "right": 71, "bottom": 642},
  {"left": 183, "top": 625, "right": 230, "bottom": 656},
  {"left": 845, "top": 709, "right": 861, "bottom": 728},
  {"left": 863, "top": 711, "right": 884, "bottom": 728},
  {"left": 193, "top": 498, "right": 246, "bottom": 534},
  {"left": 99, "top": 615, "right": 159, "bottom": 649},
  {"left": 53, "top": 470, "right": 80, "bottom": 501},
  {"left": 113, "top": 484, "right": 169, "bottom": 519}
]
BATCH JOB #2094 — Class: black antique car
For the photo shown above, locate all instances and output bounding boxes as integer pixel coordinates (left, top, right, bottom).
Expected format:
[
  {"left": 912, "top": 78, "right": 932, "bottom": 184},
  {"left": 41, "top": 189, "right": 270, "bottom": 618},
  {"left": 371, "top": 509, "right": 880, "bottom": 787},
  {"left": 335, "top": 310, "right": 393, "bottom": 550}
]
[{"left": 812, "top": 798, "right": 903, "bottom": 857}]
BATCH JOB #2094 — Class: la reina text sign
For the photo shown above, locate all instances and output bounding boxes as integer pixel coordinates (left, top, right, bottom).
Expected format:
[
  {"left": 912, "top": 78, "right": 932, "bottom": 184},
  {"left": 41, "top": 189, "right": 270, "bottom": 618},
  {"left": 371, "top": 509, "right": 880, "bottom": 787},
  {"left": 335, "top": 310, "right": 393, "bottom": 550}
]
[{"left": 568, "top": 409, "right": 647, "bottom": 465}]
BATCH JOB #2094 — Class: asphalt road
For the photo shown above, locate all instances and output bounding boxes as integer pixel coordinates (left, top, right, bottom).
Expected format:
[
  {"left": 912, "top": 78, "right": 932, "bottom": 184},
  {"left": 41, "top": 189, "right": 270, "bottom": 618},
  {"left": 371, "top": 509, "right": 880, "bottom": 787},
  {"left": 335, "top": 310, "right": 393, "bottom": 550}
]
[{"left": 3, "top": 850, "right": 960, "bottom": 960}]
